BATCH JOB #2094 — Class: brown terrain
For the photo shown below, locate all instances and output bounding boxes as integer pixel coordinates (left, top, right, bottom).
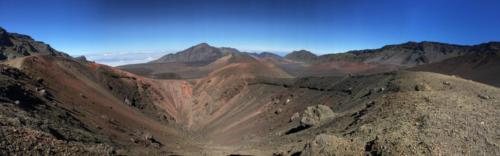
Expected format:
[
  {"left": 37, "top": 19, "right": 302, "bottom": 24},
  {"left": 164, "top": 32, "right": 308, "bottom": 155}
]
[
  {"left": 411, "top": 42, "right": 500, "bottom": 87},
  {"left": 1, "top": 27, "right": 500, "bottom": 155}
]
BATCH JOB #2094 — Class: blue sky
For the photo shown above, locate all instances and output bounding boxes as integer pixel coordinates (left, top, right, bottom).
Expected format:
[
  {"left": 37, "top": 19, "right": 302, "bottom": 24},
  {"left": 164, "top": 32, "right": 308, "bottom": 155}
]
[{"left": 1, "top": 0, "right": 500, "bottom": 65}]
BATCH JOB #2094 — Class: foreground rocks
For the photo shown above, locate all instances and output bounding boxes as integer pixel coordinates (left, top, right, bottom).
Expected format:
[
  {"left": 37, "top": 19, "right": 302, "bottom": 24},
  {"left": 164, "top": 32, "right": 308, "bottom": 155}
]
[
  {"left": 301, "top": 134, "right": 363, "bottom": 156},
  {"left": 300, "top": 105, "right": 335, "bottom": 127}
]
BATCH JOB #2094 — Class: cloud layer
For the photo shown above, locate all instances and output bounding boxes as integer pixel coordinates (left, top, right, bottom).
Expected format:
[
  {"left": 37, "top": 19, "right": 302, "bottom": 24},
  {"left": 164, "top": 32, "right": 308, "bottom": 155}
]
[{"left": 83, "top": 51, "right": 168, "bottom": 66}]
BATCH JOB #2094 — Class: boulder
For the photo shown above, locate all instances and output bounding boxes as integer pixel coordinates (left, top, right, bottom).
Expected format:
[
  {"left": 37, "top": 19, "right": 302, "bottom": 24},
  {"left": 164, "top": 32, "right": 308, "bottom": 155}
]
[
  {"left": 414, "top": 83, "right": 431, "bottom": 91},
  {"left": 478, "top": 94, "right": 491, "bottom": 100},
  {"left": 275, "top": 108, "right": 282, "bottom": 114},
  {"left": 124, "top": 98, "right": 132, "bottom": 106},
  {"left": 38, "top": 89, "right": 48, "bottom": 97},
  {"left": 289, "top": 112, "right": 300, "bottom": 122},
  {"left": 143, "top": 133, "right": 162, "bottom": 148},
  {"left": 300, "top": 105, "right": 335, "bottom": 127},
  {"left": 443, "top": 81, "right": 451, "bottom": 86},
  {"left": 143, "top": 133, "right": 153, "bottom": 141}
]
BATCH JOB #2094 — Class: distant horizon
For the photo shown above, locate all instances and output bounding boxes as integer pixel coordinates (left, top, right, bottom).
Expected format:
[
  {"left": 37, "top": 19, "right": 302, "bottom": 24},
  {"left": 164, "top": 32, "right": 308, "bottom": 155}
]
[
  {"left": 2, "top": 0, "right": 500, "bottom": 58},
  {"left": 70, "top": 40, "right": 500, "bottom": 55},
  {"left": 80, "top": 40, "right": 499, "bottom": 66}
]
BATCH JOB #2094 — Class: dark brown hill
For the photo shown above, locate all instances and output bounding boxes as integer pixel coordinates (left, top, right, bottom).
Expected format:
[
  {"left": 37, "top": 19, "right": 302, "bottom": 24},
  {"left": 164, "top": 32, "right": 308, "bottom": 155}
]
[
  {"left": 412, "top": 42, "right": 500, "bottom": 87},
  {"left": 0, "top": 27, "right": 68, "bottom": 61},
  {"left": 284, "top": 50, "right": 317, "bottom": 63},
  {"left": 149, "top": 43, "right": 237, "bottom": 65},
  {"left": 119, "top": 47, "right": 278, "bottom": 79},
  {"left": 311, "top": 41, "right": 471, "bottom": 66}
]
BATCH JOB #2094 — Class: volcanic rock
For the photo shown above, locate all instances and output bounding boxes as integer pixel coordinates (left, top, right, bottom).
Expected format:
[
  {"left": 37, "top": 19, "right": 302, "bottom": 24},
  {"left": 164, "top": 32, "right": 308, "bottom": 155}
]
[
  {"left": 300, "top": 105, "right": 335, "bottom": 127},
  {"left": 289, "top": 112, "right": 300, "bottom": 122},
  {"left": 0, "top": 27, "right": 68, "bottom": 61}
]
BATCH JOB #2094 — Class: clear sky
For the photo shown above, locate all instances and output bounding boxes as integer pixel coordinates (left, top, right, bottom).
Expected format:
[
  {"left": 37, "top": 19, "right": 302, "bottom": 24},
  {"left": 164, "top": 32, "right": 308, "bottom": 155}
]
[{"left": 1, "top": 0, "right": 500, "bottom": 65}]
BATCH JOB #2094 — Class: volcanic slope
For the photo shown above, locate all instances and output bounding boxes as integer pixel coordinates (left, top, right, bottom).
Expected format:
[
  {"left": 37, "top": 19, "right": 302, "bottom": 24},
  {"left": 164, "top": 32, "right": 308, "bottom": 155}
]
[
  {"left": 275, "top": 41, "right": 494, "bottom": 77},
  {"left": 119, "top": 43, "right": 244, "bottom": 79},
  {"left": 0, "top": 63, "right": 115, "bottom": 155},
  {"left": 2, "top": 54, "right": 500, "bottom": 155},
  {"left": 412, "top": 42, "right": 500, "bottom": 87},
  {"left": 121, "top": 41, "right": 494, "bottom": 78},
  {"left": 172, "top": 70, "right": 500, "bottom": 155},
  {"left": 0, "top": 27, "right": 67, "bottom": 60},
  {"left": 2, "top": 55, "right": 205, "bottom": 155}
]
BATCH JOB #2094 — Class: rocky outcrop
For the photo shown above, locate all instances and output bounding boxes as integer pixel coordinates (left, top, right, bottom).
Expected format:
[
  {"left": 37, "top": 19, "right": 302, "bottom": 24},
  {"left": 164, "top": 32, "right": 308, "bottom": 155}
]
[
  {"left": 300, "top": 105, "right": 335, "bottom": 127},
  {"left": 0, "top": 27, "right": 68, "bottom": 61},
  {"left": 0, "top": 27, "right": 13, "bottom": 46}
]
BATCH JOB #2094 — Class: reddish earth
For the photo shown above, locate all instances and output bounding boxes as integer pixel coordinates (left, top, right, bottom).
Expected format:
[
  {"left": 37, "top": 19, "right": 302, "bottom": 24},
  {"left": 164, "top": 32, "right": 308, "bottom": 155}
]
[
  {"left": 2, "top": 54, "right": 499, "bottom": 155},
  {"left": 2, "top": 28, "right": 499, "bottom": 155}
]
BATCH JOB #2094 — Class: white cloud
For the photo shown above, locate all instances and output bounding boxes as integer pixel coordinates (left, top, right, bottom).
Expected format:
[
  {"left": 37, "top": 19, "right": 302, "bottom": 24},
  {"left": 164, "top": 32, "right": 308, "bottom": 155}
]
[{"left": 82, "top": 51, "right": 170, "bottom": 66}]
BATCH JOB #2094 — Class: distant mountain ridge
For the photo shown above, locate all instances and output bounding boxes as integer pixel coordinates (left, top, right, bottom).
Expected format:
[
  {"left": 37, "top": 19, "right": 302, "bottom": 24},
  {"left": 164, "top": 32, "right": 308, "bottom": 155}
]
[
  {"left": 245, "top": 51, "right": 282, "bottom": 59},
  {"left": 0, "top": 27, "right": 68, "bottom": 61},
  {"left": 121, "top": 41, "right": 500, "bottom": 79},
  {"left": 412, "top": 42, "right": 500, "bottom": 86},
  {"left": 148, "top": 41, "right": 498, "bottom": 68},
  {"left": 314, "top": 41, "right": 472, "bottom": 66}
]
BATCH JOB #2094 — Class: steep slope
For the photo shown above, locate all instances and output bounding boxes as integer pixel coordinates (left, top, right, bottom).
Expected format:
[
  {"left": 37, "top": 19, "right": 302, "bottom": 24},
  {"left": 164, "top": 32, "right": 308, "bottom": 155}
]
[
  {"left": 0, "top": 64, "right": 114, "bottom": 155},
  {"left": 187, "top": 59, "right": 292, "bottom": 127},
  {"left": 412, "top": 42, "right": 500, "bottom": 87},
  {"left": 186, "top": 71, "right": 500, "bottom": 155},
  {"left": 0, "top": 27, "right": 67, "bottom": 61},
  {"left": 313, "top": 41, "right": 471, "bottom": 66},
  {"left": 2, "top": 55, "right": 199, "bottom": 155},
  {"left": 138, "top": 69, "right": 499, "bottom": 155}
]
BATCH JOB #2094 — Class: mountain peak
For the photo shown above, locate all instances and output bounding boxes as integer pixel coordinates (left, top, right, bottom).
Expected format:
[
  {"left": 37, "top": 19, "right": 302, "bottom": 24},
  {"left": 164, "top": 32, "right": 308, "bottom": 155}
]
[
  {"left": 287, "top": 50, "right": 316, "bottom": 56},
  {"left": 285, "top": 50, "right": 317, "bottom": 63},
  {"left": 193, "top": 42, "right": 211, "bottom": 48},
  {"left": 151, "top": 43, "right": 224, "bottom": 64}
]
